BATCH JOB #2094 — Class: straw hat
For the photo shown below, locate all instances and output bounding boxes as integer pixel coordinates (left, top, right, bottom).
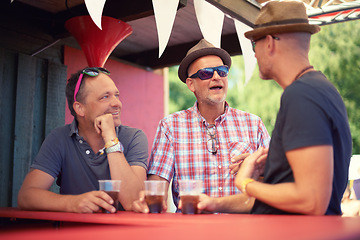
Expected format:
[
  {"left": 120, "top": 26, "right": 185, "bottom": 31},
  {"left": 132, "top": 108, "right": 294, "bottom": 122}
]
[
  {"left": 178, "top": 39, "right": 231, "bottom": 83},
  {"left": 245, "top": 1, "right": 320, "bottom": 41}
]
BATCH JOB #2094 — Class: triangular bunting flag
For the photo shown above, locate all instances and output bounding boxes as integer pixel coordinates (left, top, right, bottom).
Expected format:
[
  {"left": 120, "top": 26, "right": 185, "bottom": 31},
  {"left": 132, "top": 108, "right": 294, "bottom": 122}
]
[
  {"left": 194, "top": 0, "right": 224, "bottom": 48},
  {"left": 152, "top": 0, "right": 179, "bottom": 58},
  {"left": 84, "top": 0, "right": 107, "bottom": 30},
  {"left": 234, "top": 19, "right": 257, "bottom": 85}
]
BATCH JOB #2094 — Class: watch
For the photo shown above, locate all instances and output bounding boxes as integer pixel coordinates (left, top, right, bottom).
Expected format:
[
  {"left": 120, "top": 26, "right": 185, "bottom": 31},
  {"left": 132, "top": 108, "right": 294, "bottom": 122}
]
[
  {"left": 105, "top": 141, "right": 124, "bottom": 154},
  {"left": 105, "top": 138, "right": 119, "bottom": 149}
]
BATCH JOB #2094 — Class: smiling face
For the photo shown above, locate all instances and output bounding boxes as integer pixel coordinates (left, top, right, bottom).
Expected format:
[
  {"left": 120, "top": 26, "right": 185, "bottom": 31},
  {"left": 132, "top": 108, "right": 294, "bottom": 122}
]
[
  {"left": 186, "top": 55, "right": 228, "bottom": 107},
  {"left": 80, "top": 73, "right": 122, "bottom": 127}
]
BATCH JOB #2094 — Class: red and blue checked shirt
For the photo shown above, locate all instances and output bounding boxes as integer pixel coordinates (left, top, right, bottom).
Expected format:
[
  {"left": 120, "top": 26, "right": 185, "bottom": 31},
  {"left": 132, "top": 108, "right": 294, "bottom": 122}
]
[{"left": 148, "top": 102, "right": 270, "bottom": 208}]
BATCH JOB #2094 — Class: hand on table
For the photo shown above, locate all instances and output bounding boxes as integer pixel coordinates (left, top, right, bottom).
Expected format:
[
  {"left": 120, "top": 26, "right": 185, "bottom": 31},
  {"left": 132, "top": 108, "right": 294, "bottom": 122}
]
[
  {"left": 177, "top": 194, "right": 216, "bottom": 214},
  {"left": 197, "top": 194, "right": 217, "bottom": 213},
  {"left": 68, "top": 191, "right": 116, "bottom": 213},
  {"left": 131, "top": 191, "right": 167, "bottom": 213}
]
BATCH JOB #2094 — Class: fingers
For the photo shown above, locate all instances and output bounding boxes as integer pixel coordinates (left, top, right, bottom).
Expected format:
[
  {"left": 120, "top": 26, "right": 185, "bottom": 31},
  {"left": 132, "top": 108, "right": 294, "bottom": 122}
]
[
  {"left": 229, "top": 162, "right": 241, "bottom": 175},
  {"left": 231, "top": 153, "right": 250, "bottom": 163},
  {"left": 229, "top": 149, "right": 266, "bottom": 175},
  {"left": 178, "top": 199, "right": 182, "bottom": 210},
  {"left": 94, "top": 121, "right": 101, "bottom": 135},
  {"left": 132, "top": 199, "right": 149, "bottom": 213},
  {"left": 132, "top": 191, "right": 150, "bottom": 213},
  {"left": 197, "top": 194, "right": 215, "bottom": 213},
  {"left": 229, "top": 153, "right": 250, "bottom": 175},
  {"left": 162, "top": 199, "right": 168, "bottom": 213},
  {"left": 96, "top": 191, "right": 116, "bottom": 213},
  {"left": 70, "top": 191, "right": 115, "bottom": 213}
]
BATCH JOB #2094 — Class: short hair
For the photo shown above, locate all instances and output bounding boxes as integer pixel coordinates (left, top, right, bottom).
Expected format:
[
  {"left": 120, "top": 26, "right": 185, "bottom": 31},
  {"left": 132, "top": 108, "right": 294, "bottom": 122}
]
[{"left": 65, "top": 68, "right": 89, "bottom": 118}]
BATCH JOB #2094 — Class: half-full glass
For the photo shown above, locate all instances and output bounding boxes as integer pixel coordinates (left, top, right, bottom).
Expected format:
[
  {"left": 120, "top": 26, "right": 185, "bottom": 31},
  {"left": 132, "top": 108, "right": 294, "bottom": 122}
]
[
  {"left": 144, "top": 180, "right": 166, "bottom": 213},
  {"left": 179, "top": 180, "right": 202, "bottom": 214},
  {"left": 98, "top": 180, "right": 121, "bottom": 213}
]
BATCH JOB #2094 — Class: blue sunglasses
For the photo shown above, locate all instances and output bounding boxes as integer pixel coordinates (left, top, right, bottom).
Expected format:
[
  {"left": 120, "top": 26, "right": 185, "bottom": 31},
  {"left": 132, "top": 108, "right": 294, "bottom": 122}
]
[{"left": 189, "top": 65, "right": 229, "bottom": 80}]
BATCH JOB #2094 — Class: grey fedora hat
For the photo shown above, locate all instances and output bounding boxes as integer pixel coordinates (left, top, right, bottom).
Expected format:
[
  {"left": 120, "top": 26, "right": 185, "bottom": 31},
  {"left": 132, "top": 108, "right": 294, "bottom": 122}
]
[{"left": 178, "top": 39, "right": 231, "bottom": 83}]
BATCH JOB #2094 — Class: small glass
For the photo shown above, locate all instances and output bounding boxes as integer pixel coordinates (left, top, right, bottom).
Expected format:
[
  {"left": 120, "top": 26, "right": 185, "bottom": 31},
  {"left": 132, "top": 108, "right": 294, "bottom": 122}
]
[
  {"left": 144, "top": 180, "right": 166, "bottom": 213},
  {"left": 98, "top": 180, "right": 121, "bottom": 213},
  {"left": 179, "top": 180, "right": 202, "bottom": 214}
]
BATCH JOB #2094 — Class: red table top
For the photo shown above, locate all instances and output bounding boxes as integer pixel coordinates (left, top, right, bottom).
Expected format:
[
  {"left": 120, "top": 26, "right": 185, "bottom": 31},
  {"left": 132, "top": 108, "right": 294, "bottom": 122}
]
[{"left": 1, "top": 207, "right": 360, "bottom": 240}]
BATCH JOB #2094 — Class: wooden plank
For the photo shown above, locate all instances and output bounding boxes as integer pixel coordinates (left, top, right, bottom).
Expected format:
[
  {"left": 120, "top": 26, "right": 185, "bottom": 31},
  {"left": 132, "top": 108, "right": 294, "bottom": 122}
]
[
  {"left": 31, "top": 60, "right": 47, "bottom": 168},
  {"left": 206, "top": 0, "right": 260, "bottom": 27},
  {"left": 46, "top": 61, "right": 67, "bottom": 194},
  {"left": 12, "top": 54, "right": 37, "bottom": 206},
  {"left": 45, "top": 62, "right": 67, "bottom": 136},
  {"left": 0, "top": 48, "right": 17, "bottom": 207}
]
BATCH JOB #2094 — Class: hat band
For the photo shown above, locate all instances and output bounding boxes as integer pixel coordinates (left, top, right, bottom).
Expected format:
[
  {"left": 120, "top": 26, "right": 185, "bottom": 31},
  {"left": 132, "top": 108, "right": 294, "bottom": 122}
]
[{"left": 255, "top": 18, "right": 309, "bottom": 28}]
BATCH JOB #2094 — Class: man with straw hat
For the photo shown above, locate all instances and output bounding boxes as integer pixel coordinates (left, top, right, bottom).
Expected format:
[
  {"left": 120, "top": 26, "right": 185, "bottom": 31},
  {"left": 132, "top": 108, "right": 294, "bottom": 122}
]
[
  {"left": 233, "top": 0, "right": 352, "bottom": 215},
  {"left": 133, "top": 39, "right": 270, "bottom": 213}
]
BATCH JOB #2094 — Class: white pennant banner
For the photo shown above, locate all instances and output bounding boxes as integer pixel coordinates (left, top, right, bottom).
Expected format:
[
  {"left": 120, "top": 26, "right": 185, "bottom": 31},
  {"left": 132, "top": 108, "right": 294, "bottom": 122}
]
[
  {"left": 234, "top": 19, "right": 257, "bottom": 85},
  {"left": 194, "top": 0, "right": 224, "bottom": 48},
  {"left": 152, "top": 0, "right": 179, "bottom": 58},
  {"left": 84, "top": 0, "right": 107, "bottom": 30}
]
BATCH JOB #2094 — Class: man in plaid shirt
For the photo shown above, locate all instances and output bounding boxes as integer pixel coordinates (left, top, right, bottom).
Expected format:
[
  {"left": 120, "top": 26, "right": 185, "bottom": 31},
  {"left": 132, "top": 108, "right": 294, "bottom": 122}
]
[{"left": 133, "top": 39, "right": 270, "bottom": 213}]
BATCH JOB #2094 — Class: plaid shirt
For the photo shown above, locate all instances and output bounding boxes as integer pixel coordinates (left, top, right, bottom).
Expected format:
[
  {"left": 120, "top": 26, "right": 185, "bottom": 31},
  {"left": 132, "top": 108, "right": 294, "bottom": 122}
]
[{"left": 148, "top": 102, "right": 270, "bottom": 208}]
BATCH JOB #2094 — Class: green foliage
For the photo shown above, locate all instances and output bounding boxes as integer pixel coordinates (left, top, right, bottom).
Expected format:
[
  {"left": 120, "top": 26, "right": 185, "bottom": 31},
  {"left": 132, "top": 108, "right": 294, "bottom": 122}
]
[
  {"left": 168, "top": 20, "right": 360, "bottom": 153},
  {"left": 226, "top": 56, "right": 283, "bottom": 135},
  {"left": 310, "top": 21, "right": 360, "bottom": 153},
  {"left": 168, "top": 66, "right": 196, "bottom": 113}
]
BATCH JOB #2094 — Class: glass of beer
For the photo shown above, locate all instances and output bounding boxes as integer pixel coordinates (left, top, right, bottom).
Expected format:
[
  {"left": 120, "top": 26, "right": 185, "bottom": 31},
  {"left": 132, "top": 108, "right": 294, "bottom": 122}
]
[
  {"left": 179, "top": 180, "right": 202, "bottom": 214},
  {"left": 144, "top": 180, "right": 166, "bottom": 213},
  {"left": 98, "top": 180, "right": 121, "bottom": 213}
]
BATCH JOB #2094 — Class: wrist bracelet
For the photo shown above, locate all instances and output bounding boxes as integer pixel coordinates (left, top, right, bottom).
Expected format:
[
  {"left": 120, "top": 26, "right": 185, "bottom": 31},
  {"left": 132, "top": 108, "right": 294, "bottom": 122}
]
[
  {"left": 241, "top": 178, "right": 255, "bottom": 195},
  {"left": 105, "top": 141, "right": 124, "bottom": 154},
  {"left": 105, "top": 138, "right": 119, "bottom": 149}
]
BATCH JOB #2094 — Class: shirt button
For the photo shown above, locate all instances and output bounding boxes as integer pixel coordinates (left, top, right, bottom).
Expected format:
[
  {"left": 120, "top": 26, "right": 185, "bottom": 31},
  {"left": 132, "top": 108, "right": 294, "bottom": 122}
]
[
  {"left": 79, "top": 140, "right": 83, "bottom": 144},
  {"left": 219, "top": 187, "right": 223, "bottom": 191},
  {"left": 218, "top": 165, "right": 222, "bottom": 169},
  {"left": 85, "top": 150, "right": 90, "bottom": 155}
]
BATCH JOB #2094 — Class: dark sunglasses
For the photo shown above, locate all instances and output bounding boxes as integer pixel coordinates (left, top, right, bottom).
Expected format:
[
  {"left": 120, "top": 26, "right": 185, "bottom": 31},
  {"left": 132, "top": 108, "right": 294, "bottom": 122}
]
[
  {"left": 74, "top": 67, "right": 111, "bottom": 102},
  {"left": 189, "top": 65, "right": 229, "bottom": 80},
  {"left": 206, "top": 124, "right": 218, "bottom": 155},
  {"left": 251, "top": 35, "right": 280, "bottom": 52}
]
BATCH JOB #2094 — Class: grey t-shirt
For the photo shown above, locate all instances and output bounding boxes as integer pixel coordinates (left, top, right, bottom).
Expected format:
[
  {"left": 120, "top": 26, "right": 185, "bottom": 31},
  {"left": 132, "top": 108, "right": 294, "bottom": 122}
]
[{"left": 31, "top": 120, "right": 148, "bottom": 210}]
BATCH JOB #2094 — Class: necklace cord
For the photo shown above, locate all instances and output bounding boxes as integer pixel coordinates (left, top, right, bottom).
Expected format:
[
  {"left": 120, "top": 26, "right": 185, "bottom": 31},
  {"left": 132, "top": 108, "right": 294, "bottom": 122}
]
[{"left": 294, "top": 66, "right": 313, "bottom": 81}]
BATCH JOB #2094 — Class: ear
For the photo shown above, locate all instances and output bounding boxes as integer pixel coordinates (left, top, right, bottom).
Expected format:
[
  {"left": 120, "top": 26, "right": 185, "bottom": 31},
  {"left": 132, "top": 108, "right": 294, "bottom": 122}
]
[
  {"left": 186, "top": 77, "right": 196, "bottom": 93},
  {"left": 73, "top": 101, "right": 85, "bottom": 117},
  {"left": 266, "top": 35, "right": 276, "bottom": 56}
]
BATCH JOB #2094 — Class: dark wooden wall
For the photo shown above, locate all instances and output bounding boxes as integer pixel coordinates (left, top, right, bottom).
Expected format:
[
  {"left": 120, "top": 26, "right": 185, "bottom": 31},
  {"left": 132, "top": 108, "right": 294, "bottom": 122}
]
[{"left": 0, "top": 47, "right": 67, "bottom": 207}]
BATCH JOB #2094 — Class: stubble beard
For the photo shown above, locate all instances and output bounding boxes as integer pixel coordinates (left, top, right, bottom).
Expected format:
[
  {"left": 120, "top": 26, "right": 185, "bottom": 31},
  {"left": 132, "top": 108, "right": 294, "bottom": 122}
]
[{"left": 205, "top": 92, "right": 227, "bottom": 105}]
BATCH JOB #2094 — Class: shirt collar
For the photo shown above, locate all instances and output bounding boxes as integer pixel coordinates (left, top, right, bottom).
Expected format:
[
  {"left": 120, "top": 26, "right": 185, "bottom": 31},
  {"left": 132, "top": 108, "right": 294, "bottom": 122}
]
[
  {"left": 193, "top": 101, "right": 229, "bottom": 126},
  {"left": 69, "top": 119, "right": 79, "bottom": 137}
]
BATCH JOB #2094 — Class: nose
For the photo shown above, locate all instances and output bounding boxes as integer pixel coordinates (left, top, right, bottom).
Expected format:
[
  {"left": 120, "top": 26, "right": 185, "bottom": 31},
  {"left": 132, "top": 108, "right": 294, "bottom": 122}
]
[
  {"left": 111, "top": 95, "right": 122, "bottom": 108},
  {"left": 212, "top": 70, "right": 221, "bottom": 80}
]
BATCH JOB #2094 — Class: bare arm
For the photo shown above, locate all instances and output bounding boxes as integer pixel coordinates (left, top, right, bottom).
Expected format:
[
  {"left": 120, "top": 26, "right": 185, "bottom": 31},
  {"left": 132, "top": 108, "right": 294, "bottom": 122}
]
[
  {"left": 237, "top": 145, "right": 333, "bottom": 215},
  {"left": 197, "top": 194, "right": 254, "bottom": 213},
  {"left": 18, "top": 169, "right": 114, "bottom": 213},
  {"left": 107, "top": 153, "right": 147, "bottom": 210},
  {"left": 94, "top": 113, "right": 148, "bottom": 211}
]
